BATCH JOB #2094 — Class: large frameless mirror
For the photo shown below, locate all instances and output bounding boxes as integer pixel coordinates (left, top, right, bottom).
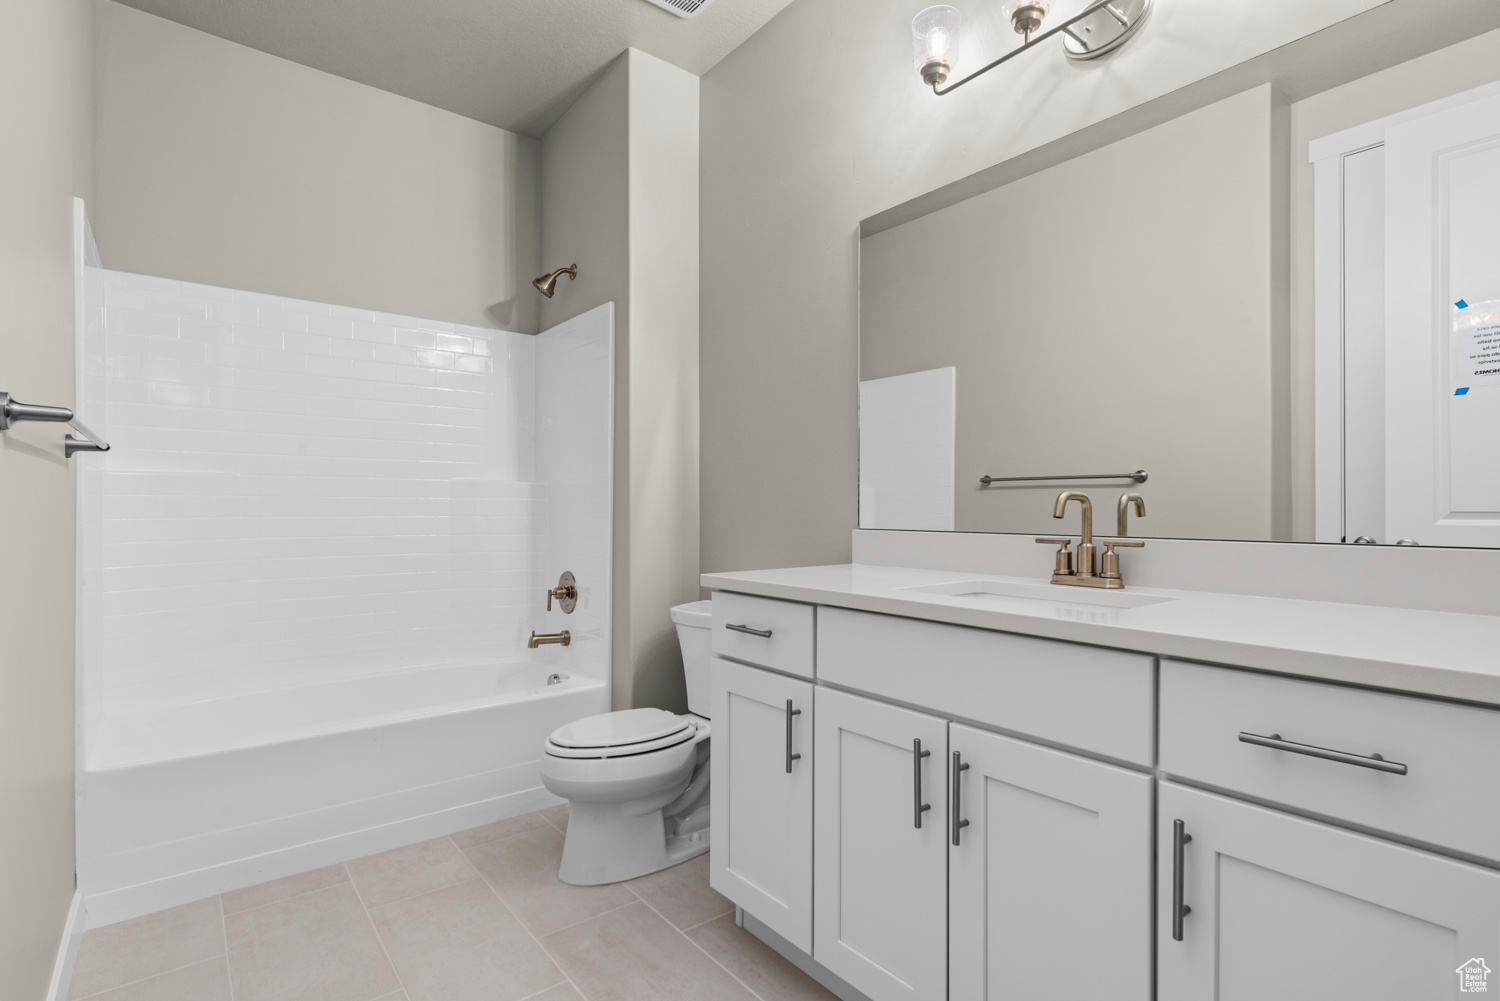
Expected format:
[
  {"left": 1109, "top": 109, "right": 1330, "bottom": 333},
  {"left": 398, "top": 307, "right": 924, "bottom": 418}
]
[{"left": 858, "top": 1, "right": 1500, "bottom": 548}]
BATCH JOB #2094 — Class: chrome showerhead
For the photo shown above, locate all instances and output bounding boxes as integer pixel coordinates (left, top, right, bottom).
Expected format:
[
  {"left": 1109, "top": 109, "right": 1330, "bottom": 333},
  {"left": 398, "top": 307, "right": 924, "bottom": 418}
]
[{"left": 533, "top": 264, "right": 578, "bottom": 298}]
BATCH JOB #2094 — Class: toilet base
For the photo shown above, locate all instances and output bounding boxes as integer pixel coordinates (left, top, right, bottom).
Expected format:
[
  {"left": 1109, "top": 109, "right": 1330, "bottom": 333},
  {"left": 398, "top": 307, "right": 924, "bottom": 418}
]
[{"left": 557, "top": 799, "right": 711, "bottom": 885}]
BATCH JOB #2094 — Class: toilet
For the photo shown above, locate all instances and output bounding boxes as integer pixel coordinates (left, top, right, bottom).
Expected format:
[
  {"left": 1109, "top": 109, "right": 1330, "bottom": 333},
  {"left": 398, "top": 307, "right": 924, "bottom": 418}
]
[{"left": 540, "top": 599, "right": 714, "bottom": 885}]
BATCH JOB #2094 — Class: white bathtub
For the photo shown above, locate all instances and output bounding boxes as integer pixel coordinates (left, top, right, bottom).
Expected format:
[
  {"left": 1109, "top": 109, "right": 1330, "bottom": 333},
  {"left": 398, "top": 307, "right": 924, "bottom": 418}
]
[{"left": 77, "top": 662, "right": 609, "bottom": 928}]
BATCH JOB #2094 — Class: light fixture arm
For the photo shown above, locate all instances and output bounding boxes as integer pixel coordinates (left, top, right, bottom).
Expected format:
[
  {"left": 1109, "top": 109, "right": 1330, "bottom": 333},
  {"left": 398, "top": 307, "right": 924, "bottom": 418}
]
[{"left": 932, "top": 0, "right": 1121, "bottom": 96}]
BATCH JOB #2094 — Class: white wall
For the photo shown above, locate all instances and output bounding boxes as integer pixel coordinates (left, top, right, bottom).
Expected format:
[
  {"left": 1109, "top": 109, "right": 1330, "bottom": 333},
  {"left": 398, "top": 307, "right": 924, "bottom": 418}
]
[
  {"left": 0, "top": 0, "right": 93, "bottom": 993},
  {"left": 80, "top": 268, "right": 613, "bottom": 726},
  {"left": 541, "top": 50, "right": 700, "bottom": 711},
  {"left": 93, "top": 0, "right": 541, "bottom": 332}
]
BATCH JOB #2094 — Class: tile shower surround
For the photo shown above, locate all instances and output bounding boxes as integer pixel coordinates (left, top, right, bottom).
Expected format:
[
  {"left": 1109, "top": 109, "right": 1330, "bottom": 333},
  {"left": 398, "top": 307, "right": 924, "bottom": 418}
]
[{"left": 81, "top": 268, "right": 605, "bottom": 715}]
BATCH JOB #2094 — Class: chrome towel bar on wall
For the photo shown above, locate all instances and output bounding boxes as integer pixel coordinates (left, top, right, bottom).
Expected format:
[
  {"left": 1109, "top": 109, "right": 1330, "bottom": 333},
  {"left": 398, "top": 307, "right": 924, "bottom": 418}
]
[
  {"left": 0, "top": 391, "right": 111, "bottom": 457},
  {"left": 979, "top": 469, "right": 1147, "bottom": 486}
]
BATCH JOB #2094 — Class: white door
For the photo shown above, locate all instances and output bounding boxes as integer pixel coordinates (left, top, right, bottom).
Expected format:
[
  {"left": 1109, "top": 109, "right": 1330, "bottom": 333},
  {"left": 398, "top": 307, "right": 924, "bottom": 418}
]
[
  {"left": 1386, "top": 92, "right": 1500, "bottom": 546},
  {"left": 1342, "top": 145, "right": 1387, "bottom": 542},
  {"left": 1158, "top": 782, "right": 1500, "bottom": 1001},
  {"left": 814, "top": 687, "right": 947, "bottom": 1001},
  {"left": 948, "top": 725, "right": 1152, "bottom": 1001},
  {"left": 709, "top": 657, "right": 814, "bottom": 952}
]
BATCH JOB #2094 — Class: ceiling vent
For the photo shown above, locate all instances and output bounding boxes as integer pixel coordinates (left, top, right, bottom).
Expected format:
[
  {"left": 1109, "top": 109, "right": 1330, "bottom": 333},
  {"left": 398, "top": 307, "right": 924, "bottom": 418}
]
[{"left": 641, "top": 0, "right": 713, "bottom": 18}]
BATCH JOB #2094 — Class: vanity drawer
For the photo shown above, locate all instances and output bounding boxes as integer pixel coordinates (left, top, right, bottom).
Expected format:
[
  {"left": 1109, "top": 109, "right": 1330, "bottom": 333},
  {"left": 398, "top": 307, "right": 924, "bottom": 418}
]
[
  {"left": 1160, "top": 659, "right": 1500, "bottom": 864},
  {"left": 711, "top": 591, "right": 816, "bottom": 679},
  {"left": 816, "top": 607, "right": 1153, "bottom": 765}
]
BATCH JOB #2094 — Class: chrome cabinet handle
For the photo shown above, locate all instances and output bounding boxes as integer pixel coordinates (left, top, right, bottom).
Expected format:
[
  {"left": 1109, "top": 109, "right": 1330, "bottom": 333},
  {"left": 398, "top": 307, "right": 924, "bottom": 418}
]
[
  {"left": 913, "top": 739, "right": 932, "bottom": 829},
  {"left": 1171, "top": 819, "right": 1192, "bottom": 942},
  {"left": 785, "top": 700, "right": 802, "bottom": 773},
  {"left": 1238, "top": 731, "right": 1408, "bottom": 775},
  {"left": 951, "top": 751, "right": 970, "bottom": 846},
  {"left": 726, "top": 623, "right": 773, "bottom": 638}
]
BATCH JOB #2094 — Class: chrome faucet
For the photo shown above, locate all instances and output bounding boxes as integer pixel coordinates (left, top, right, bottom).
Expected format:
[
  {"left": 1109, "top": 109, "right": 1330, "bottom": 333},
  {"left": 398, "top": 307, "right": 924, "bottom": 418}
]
[
  {"left": 1117, "top": 493, "right": 1145, "bottom": 536},
  {"left": 1055, "top": 492, "right": 1096, "bottom": 576},
  {"left": 528, "top": 630, "right": 571, "bottom": 648},
  {"left": 1036, "top": 491, "right": 1144, "bottom": 589}
]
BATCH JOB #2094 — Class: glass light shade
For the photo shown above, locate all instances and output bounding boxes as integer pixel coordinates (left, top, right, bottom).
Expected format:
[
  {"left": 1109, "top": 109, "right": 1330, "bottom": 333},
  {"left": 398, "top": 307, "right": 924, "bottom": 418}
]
[
  {"left": 1000, "top": 0, "right": 1050, "bottom": 33},
  {"left": 911, "top": 6, "right": 961, "bottom": 85}
]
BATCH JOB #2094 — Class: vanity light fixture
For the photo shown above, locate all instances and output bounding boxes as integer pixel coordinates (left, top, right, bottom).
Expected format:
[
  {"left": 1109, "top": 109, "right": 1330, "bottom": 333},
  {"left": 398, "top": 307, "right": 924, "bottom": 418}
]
[{"left": 912, "top": 0, "right": 1151, "bottom": 96}]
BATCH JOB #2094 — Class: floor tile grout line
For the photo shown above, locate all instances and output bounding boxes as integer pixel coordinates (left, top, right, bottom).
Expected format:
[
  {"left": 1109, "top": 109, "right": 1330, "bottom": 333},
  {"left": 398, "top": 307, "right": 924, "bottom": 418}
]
[
  {"left": 221, "top": 873, "right": 353, "bottom": 919},
  {"left": 344, "top": 861, "right": 411, "bottom": 998},
  {"left": 460, "top": 842, "right": 589, "bottom": 1001},
  {"left": 540, "top": 809, "right": 567, "bottom": 835},
  {"left": 679, "top": 905, "right": 738, "bottom": 933},
  {"left": 532, "top": 896, "right": 641, "bottom": 939},
  {"left": 219, "top": 895, "right": 236, "bottom": 1001},
  {"left": 448, "top": 819, "right": 557, "bottom": 853},
  {"left": 68, "top": 955, "right": 227, "bottom": 1001},
  {"left": 629, "top": 891, "right": 772, "bottom": 1001}
]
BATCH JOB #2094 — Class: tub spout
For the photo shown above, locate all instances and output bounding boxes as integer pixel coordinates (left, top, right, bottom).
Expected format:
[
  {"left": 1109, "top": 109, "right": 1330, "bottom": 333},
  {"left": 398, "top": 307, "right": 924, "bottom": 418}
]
[{"left": 529, "top": 630, "right": 571, "bottom": 648}]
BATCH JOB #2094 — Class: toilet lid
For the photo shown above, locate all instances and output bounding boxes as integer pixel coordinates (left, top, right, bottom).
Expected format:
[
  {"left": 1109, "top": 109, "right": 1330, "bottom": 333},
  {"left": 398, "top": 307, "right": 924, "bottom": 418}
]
[{"left": 549, "top": 708, "right": 692, "bottom": 749}]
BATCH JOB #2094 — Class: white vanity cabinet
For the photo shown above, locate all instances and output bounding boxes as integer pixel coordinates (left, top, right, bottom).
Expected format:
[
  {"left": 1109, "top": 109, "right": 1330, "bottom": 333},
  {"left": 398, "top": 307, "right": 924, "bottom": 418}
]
[
  {"left": 813, "top": 687, "right": 949, "bottom": 1001},
  {"left": 706, "top": 584, "right": 1500, "bottom": 1001},
  {"left": 709, "top": 655, "right": 815, "bottom": 952},
  {"left": 1158, "top": 782, "right": 1500, "bottom": 1001},
  {"left": 948, "top": 725, "right": 1153, "bottom": 1001}
]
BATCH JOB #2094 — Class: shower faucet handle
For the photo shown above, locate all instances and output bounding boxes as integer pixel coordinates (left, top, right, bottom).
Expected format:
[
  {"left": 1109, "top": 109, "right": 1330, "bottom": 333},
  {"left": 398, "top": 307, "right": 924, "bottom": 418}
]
[{"left": 546, "top": 571, "right": 578, "bottom": 614}]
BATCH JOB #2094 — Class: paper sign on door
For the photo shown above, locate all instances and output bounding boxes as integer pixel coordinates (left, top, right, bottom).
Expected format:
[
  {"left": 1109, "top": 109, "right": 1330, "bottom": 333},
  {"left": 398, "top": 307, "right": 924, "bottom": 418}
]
[{"left": 1453, "top": 298, "right": 1500, "bottom": 391}]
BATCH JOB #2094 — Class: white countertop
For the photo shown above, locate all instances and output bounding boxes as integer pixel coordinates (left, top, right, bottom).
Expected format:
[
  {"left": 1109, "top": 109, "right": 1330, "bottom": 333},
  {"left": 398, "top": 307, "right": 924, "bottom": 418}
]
[{"left": 701, "top": 563, "right": 1500, "bottom": 707}]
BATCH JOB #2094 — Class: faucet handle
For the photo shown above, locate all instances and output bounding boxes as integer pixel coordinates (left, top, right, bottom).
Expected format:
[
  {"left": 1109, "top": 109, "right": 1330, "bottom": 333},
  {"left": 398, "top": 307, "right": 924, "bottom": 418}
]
[
  {"left": 1035, "top": 538, "right": 1075, "bottom": 576},
  {"left": 1098, "top": 539, "right": 1144, "bottom": 580}
]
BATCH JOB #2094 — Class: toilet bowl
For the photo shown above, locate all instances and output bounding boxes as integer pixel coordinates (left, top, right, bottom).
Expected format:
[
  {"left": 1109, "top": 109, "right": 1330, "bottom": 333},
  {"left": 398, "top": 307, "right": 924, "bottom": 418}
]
[{"left": 540, "top": 599, "right": 714, "bottom": 885}]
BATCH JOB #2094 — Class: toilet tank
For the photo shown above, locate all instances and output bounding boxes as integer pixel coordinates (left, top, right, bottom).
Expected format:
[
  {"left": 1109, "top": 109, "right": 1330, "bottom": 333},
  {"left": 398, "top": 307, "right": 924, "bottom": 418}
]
[{"left": 670, "top": 600, "right": 715, "bottom": 717}]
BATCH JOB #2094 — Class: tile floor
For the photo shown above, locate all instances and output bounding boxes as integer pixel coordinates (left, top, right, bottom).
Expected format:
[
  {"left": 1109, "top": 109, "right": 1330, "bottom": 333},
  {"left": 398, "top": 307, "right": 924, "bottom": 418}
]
[{"left": 68, "top": 805, "right": 837, "bottom": 1001}]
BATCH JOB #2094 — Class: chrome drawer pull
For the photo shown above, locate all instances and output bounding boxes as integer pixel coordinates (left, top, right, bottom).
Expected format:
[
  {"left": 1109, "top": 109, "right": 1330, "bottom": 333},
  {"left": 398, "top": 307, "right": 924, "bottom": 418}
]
[
  {"left": 785, "top": 700, "right": 802, "bottom": 773},
  {"left": 913, "top": 739, "right": 932, "bottom": 829},
  {"left": 726, "top": 623, "right": 773, "bottom": 638},
  {"left": 1238, "top": 731, "right": 1408, "bottom": 775},
  {"left": 951, "top": 751, "right": 970, "bottom": 846},
  {"left": 1171, "top": 819, "right": 1191, "bottom": 942}
]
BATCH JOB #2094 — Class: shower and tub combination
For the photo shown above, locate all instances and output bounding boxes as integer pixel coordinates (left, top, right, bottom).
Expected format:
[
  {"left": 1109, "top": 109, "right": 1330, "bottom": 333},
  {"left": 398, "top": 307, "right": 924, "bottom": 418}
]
[{"left": 73, "top": 242, "right": 614, "bottom": 925}]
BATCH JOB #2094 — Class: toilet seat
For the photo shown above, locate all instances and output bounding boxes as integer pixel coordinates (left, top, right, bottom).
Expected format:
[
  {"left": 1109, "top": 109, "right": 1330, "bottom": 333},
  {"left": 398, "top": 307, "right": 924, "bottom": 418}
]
[{"left": 545, "top": 708, "right": 700, "bottom": 760}]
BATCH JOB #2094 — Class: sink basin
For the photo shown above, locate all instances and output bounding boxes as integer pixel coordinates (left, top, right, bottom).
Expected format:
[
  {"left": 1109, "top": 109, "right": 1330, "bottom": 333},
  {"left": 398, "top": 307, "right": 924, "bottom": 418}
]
[{"left": 901, "top": 579, "right": 1177, "bottom": 610}]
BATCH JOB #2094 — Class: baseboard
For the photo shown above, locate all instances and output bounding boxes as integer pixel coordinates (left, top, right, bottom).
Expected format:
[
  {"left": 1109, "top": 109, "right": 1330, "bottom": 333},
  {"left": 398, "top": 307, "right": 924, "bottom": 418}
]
[
  {"left": 83, "top": 784, "right": 562, "bottom": 929},
  {"left": 742, "top": 910, "right": 872, "bottom": 1001},
  {"left": 45, "top": 891, "right": 85, "bottom": 1001}
]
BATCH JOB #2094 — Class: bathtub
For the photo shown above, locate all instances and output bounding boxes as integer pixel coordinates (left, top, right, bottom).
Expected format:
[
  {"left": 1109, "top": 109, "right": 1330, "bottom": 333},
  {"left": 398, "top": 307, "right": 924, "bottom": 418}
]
[{"left": 77, "top": 662, "right": 609, "bottom": 928}]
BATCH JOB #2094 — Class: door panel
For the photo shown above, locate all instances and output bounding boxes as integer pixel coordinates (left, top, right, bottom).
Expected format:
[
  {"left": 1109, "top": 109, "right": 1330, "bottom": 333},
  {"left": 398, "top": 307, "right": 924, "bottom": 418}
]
[
  {"left": 1342, "top": 145, "right": 1386, "bottom": 542},
  {"left": 814, "top": 687, "right": 947, "bottom": 1001},
  {"left": 949, "top": 725, "right": 1152, "bottom": 1001},
  {"left": 1159, "top": 782, "right": 1500, "bottom": 1001},
  {"left": 709, "top": 656, "right": 813, "bottom": 951},
  {"left": 1386, "top": 92, "right": 1500, "bottom": 545}
]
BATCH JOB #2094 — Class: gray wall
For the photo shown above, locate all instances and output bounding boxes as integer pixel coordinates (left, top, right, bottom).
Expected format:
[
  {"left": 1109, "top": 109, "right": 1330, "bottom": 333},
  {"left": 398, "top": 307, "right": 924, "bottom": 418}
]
[
  {"left": 541, "top": 50, "right": 700, "bottom": 711},
  {"left": 861, "top": 87, "right": 1285, "bottom": 542},
  {"left": 0, "top": 0, "right": 93, "bottom": 993},
  {"left": 699, "top": 0, "right": 1387, "bottom": 574},
  {"left": 93, "top": 0, "right": 540, "bottom": 331}
]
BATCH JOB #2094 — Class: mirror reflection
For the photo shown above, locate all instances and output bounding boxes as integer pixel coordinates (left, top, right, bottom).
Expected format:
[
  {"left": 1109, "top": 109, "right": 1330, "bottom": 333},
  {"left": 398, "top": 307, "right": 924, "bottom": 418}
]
[{"left": 859, "top": 47, "right": 1500, "bottom": 548}]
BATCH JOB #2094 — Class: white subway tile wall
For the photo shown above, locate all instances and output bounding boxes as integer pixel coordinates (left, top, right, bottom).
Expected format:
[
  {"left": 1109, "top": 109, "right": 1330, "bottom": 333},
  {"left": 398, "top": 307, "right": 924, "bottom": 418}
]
[{"left": 82, "top": 268, "right": 610, "bottom": 718}]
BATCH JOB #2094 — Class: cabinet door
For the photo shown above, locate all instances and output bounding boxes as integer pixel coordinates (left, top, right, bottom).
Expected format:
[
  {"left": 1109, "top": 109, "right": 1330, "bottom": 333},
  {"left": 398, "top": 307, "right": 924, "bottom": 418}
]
[
  {"left": 949, "top": 725, "right": 1152, "bottom": 1001},
  {"left": 814, "top": 687, "right": 948, "bottom": 1001},
  {"left": 1160, "top": 782, "right": 1500, "bottom": 1001},
  {"left": 709, "top": 656, "right": 814, "bottom": 952}
]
